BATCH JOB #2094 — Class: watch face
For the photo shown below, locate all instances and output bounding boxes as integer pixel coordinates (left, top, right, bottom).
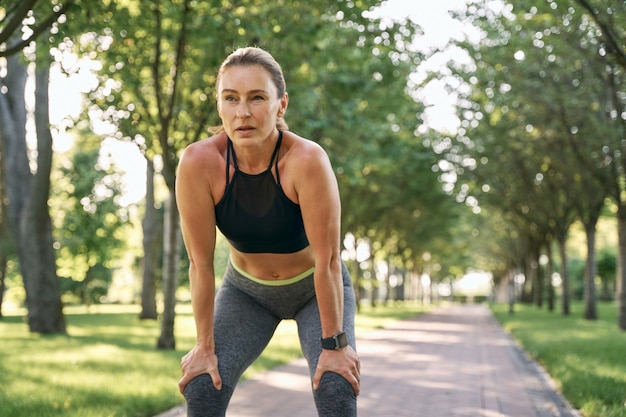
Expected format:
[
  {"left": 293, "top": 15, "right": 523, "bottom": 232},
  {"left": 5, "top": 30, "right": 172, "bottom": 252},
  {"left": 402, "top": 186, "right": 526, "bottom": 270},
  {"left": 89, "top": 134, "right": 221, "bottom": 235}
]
[
  {"left": 336, "top": 332, "right": 348, "bottom": 348},
  {"left": 321, "top": 332, "right": 347, "bottom": 350}
]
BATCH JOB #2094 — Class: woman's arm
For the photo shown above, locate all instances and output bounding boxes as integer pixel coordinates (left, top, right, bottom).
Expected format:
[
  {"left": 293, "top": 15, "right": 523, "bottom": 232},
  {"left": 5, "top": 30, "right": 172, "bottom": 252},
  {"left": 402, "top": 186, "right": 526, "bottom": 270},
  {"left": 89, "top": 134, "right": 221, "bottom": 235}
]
[
  {"left": 175, "top": 142, "right": 223, "bottom": 393},
  {"left": 297, "top": 142, "right": 343, "bottom": 337},
  {"left": 295, "top": 140, "right": 360, "bottom": 395}
]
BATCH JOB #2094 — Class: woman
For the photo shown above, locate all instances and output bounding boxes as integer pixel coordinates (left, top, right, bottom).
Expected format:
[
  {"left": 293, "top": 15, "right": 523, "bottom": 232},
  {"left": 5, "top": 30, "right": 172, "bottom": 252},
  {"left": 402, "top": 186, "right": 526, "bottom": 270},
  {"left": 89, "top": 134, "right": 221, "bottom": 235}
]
[{"left": 175, "top": 46, "right": 360, "bottom": 417}]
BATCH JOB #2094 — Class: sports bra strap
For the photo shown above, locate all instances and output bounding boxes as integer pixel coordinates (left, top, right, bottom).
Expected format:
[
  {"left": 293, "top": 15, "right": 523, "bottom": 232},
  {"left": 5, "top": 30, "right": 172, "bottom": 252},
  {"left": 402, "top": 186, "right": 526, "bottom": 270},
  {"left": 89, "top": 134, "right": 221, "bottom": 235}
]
[
  {"left": 273, "top": 131, "right": 283, "bottom": 185},
  {"left": 225, "top": 131, "right": 283, "bottom": 186},
  {"left": 225, "top": 139, "right": 233, "bottom": 185}
]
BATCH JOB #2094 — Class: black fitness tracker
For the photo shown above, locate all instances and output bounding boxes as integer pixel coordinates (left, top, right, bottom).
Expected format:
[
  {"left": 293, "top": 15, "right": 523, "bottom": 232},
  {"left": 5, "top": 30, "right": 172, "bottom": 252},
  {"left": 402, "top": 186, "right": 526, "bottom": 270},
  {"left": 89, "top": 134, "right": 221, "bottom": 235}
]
[{"left": 320, "top": 331, "right": 348, "bottom": 350}]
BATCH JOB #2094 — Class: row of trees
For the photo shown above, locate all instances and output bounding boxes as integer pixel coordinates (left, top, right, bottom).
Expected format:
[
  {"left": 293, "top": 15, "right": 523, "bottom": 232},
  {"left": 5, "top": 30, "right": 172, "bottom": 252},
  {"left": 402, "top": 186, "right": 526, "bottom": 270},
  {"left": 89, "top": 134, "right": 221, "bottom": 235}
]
[
  {"left": 434, "top": 0, "right": 625, "bottom": 327},
  {"left": 0, "top": 0, "right": 461, "bottom": 346},
  {"left": 2, "top": 0, "right": 624, "bottom": 347}
]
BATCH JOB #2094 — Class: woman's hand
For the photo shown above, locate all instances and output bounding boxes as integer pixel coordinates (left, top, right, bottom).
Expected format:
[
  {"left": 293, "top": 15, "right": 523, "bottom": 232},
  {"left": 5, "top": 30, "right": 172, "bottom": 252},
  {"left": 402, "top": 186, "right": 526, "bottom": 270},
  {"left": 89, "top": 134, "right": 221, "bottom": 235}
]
[
  {"left": 178, "top": 344, "right": 222, "bottom": 394},
  {"left": 312, "top": 346, "right": 360, "bottom": 396}
]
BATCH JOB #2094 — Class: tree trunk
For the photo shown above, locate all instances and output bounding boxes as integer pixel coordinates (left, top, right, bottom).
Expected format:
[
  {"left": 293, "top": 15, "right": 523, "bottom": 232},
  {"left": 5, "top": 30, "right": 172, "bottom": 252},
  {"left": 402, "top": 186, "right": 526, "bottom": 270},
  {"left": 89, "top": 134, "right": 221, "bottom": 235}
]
[
  {"left": 157, "top": 190, "right": 181, "bottom": 349},
  {"left": 532, "top": 244, "right": 543, "bottom": 308},
  {"left": 383, "top": 260, "right": 391, "bottom": 306},
  {"left": 0, "top": 54, "right": 26, "bottom": 317},
  {"left": 0, "top": 52, "right": 64, "bottom": 333},
  {"left": 0, "top": 54, "right": 28, "bottom": 231},
  {"left": 0, "top": 128, "right": 9, "bottom": 318},
  {"left": 350, "top": 260, "right": 361, "bottom": 312},
  {"left": 557, "top": 237, "right": 571, "bottom": 316},
  {"left": 508, "top": 268, "right": 516, "bottom": 315},
  {"left": 0, "top": 254, "right": 6, "bottom": 318},
  {"left": 369, "top": 271, "right": 378, "bottom": 308},
  {"left": 583, "top": 218, "right": 598, "bottom": 320},
  {"left": 617, "top": 205, "right": 626, "bottom": 330},
  {"left": 140, "top": 158, "right": 160, "bottom": 320},
  {"left": 520, "top": 254, "right": 533, "bottom": 303},
  {"left": 397, "top": 269, "right": 406, "bottom": 301},
  {"left": 546, "top": 242, "right": 555, "bottom": 312},
  {"left": 28, "top": 51, "right": 65, "bottom": 332}
]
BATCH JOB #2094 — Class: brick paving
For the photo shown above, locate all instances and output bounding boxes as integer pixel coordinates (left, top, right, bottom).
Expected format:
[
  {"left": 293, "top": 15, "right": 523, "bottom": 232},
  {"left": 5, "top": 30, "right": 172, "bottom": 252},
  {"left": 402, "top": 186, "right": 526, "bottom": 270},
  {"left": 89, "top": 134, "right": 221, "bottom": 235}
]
[{"left": 155, "top": 304, "right": 581, "bottom": 417}]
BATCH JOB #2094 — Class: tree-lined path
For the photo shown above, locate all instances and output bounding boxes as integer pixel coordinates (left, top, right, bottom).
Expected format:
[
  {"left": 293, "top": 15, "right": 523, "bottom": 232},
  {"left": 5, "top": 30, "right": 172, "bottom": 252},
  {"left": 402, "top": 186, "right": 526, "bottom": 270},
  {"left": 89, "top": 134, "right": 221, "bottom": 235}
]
[{"left": 157, "top": 304, "right": 579, "bottom": 417}]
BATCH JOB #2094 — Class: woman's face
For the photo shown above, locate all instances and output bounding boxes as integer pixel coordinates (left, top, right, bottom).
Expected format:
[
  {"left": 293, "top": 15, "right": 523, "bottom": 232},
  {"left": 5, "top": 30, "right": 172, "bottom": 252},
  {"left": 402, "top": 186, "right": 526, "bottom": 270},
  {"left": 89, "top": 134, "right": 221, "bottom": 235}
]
[{"left": 217, "top": 64, "right": 287, "bottom": 146}]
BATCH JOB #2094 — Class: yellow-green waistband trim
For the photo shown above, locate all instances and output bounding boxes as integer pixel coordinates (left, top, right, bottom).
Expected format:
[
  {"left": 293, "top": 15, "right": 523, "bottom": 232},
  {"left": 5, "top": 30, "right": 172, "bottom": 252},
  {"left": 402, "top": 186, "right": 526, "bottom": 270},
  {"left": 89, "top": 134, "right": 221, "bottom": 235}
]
[{"left": 230, "top": 259, "right": 315, "bottom": 286}]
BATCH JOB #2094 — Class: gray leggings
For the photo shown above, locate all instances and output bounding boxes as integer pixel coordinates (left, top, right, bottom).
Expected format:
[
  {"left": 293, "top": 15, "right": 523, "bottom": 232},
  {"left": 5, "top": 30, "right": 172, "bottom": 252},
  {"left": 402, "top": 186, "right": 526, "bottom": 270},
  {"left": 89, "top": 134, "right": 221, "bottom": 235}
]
[{"left": 183, "top": 260, "right": 357, "bottom": 417}]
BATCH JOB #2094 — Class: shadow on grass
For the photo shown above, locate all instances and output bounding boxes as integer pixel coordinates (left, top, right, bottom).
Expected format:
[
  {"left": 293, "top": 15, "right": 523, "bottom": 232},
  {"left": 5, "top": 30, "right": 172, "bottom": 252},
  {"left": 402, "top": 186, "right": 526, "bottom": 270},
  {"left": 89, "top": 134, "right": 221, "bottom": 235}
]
[{"left": 0, "top": 308, "right": 191, "bottom": 417}]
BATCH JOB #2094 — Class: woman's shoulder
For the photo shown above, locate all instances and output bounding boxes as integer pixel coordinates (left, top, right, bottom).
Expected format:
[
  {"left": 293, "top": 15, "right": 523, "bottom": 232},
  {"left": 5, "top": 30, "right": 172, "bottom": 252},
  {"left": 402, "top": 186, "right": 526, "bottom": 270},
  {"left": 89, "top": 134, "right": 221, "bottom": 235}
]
[
  {"left": 280, "top": 131, "right": 333, "bottom": 188},
  {"left": 179, "top": 133, "right": 228, "bottom": 169},
  {"left": 282, "top": 131, "right": 327, "bottom": 161}
]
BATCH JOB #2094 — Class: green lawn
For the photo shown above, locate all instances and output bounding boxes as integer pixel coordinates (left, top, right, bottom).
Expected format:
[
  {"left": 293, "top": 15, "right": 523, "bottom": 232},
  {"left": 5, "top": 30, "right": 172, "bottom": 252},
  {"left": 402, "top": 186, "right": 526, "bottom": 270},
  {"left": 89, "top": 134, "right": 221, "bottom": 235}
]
[
  {"left": 0, "top": 302, "right": 424, "bottom": 417},
  {"left": 491, "top": 302, "right": 626, "bottom": 417}
]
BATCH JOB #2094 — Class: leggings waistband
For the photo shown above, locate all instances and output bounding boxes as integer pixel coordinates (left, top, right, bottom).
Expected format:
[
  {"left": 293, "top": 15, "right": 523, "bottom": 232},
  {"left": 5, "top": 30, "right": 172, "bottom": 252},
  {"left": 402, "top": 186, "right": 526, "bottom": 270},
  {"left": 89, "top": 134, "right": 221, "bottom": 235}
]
[{"left": 229, "top": 258, "right": 315, "bottom": 287}]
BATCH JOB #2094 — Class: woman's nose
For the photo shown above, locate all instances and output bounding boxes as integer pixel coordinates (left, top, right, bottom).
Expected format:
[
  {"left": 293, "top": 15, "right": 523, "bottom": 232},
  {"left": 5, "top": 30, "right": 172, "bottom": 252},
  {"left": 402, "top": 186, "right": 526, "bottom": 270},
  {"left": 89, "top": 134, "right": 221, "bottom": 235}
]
[{"left": 236, "top": 103, "right": 251, "bottom": 118}]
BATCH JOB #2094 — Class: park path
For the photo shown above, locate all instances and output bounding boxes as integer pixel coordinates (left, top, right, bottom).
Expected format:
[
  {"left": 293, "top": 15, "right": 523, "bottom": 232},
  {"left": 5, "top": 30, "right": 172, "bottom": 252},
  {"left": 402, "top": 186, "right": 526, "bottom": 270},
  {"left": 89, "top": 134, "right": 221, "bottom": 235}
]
[{"left": 156, "top": 304, "right": 581, "bottom": 417}]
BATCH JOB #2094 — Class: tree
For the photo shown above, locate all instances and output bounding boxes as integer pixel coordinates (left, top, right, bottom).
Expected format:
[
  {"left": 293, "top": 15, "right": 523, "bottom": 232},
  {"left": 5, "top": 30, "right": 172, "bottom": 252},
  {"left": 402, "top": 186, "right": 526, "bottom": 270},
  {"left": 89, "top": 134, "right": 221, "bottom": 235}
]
[
  {"left": 571, "top": 0, "right": 626, "bottom": 329},
  {"left": 440, "top": 0, "right": 621, "bottom": 321},
  {"left": 0, "top": 46, "right": 65, "bottom": 332},
  {"left": 139, "top": 158, "right": 161, "bottom": 319},
  {"left": 0, "top": 134, "right": 11, "bottom": 318},
  {"left": 1, "top": 0, "right": 117, "bottom": 331},
  {"left": 573, "top": 0, "right": 626, "bottom": 70},
  {"left": 0, "top": 0, "right": 74, "bottom": 58}
]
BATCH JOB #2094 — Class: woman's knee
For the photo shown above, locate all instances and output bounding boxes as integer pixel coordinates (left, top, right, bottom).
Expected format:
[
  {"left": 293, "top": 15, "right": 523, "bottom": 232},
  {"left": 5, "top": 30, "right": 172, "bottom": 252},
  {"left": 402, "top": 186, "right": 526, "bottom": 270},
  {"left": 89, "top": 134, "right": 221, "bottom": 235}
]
[
  {"left": 184, "top": 374, "right": 231, "bottom": 417},
  {"left": 316, "top": 371, "right": 355, "bottom": 395},
  {"left": 314, "top": 372, "right": 357, "bottom": 417}
]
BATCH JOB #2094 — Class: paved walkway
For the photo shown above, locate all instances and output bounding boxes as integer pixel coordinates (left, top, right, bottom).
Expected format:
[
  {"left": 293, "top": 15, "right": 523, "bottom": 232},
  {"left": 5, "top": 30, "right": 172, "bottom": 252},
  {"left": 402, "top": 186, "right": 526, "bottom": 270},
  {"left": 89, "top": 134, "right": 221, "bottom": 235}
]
[{"left": 156, "top": 304, "right": 581, "bottom": 417}]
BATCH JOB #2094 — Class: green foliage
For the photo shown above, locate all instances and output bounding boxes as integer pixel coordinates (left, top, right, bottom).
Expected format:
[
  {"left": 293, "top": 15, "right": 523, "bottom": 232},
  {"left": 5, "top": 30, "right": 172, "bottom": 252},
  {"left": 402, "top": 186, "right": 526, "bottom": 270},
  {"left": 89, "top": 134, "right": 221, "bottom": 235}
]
[
  {"left": 568, "top": 257, "right": 586, "bottom": 300},
  {"left": 597, "top": 247, "right": 617, "bottom": 283},
  {"left": 492, "top": 302, "right": 626, "bottom": 417},
  {"left": 0, "top": 302, "right": 425, "bottom": 417},
  {"left": 597, "top": 247, "right": 617, "bottom": 300},
  {"left": 429, "top": 0, "right": 626, "bottom": 291},
  {"left": 454, "top": 0, "right": 613, "bottom": 222},
  {"left": 51, "top": 140, "right": 130, "bottom": 304}
]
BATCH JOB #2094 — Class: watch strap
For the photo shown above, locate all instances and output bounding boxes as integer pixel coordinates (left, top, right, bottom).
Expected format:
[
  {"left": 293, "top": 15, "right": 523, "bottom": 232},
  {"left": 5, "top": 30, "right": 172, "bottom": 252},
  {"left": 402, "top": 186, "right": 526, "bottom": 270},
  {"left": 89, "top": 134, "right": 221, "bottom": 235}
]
[{"left": 320, "top": 331, "right": 348, "bottom": 350}]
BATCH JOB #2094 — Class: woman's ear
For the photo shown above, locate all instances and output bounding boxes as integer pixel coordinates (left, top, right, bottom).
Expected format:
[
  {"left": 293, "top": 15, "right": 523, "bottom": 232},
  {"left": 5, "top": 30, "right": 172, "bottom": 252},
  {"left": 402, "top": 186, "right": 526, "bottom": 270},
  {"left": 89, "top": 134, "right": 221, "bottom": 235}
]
[{"left": 278, "top": 92, "right": 289, "bottom": 117}]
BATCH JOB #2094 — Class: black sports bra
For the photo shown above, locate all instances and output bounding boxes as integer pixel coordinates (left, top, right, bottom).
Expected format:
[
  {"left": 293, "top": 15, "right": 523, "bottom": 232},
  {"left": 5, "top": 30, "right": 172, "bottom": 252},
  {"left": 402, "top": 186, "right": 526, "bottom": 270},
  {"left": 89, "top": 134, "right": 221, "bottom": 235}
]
[{"left": 214, "top": 131, "right": 310, "bottom": 253}]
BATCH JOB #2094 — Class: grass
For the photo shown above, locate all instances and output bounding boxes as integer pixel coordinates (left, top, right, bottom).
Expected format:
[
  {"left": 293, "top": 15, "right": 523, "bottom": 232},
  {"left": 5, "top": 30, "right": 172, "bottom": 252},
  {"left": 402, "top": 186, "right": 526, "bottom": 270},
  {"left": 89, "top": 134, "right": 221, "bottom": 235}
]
[
  {"left": 0, "top": 301, "right": 424, "bottom": 417},
  {"left": 491, "top": 302, "right": 626, "bottom": 417}
]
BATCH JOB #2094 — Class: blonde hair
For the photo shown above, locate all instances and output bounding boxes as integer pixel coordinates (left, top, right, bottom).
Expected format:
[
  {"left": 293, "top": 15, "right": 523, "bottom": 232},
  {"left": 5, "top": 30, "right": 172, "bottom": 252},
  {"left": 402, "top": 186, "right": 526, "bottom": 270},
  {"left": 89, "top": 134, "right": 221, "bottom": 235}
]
[{"left": 210, "top": 47, "right": 289, "bottom": 134}]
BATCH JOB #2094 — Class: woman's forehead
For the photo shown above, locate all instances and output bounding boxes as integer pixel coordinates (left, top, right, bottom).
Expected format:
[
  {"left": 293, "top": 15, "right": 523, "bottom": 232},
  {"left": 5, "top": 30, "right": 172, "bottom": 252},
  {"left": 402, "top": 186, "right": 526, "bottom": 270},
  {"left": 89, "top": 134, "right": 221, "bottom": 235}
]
[{"left": 219, "top": 65, "right": 274, "bottom": 92}]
